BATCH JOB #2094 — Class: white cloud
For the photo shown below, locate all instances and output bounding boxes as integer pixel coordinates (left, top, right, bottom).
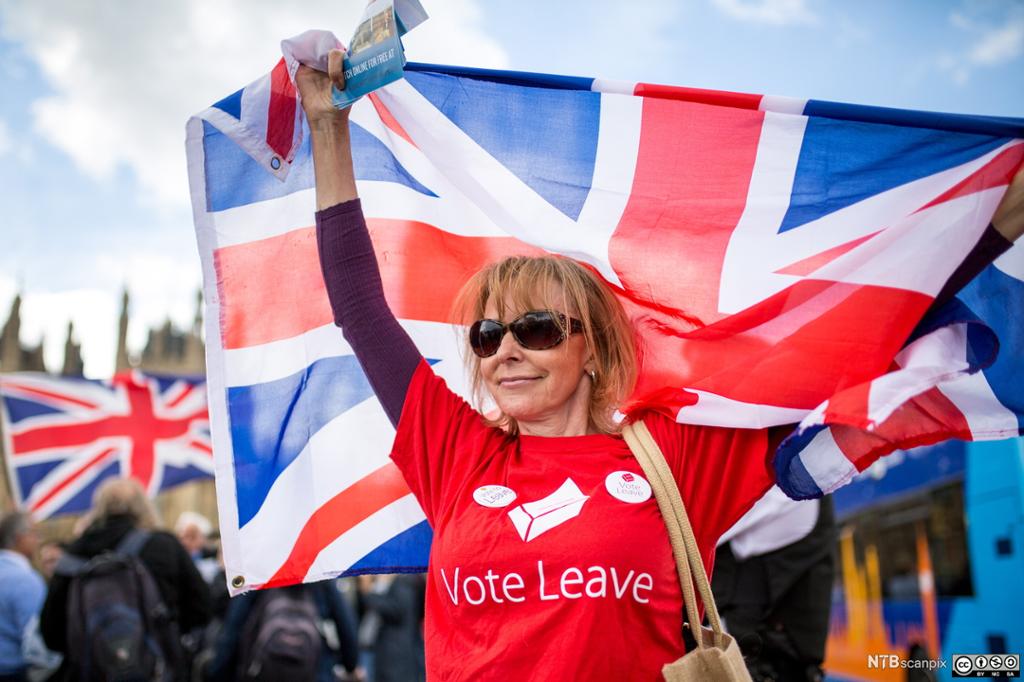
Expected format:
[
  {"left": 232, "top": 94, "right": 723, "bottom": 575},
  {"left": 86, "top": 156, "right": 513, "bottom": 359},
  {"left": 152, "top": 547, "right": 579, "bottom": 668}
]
[
  {"left": 943, "top": 6, "right": 1024, "bottom": 84},
  {"left": 710, "top": 0, "right": 817, "bottom": 26},
  {"left": 13, "top": 288, "right": 117, "bottom": 378},
  {"left": 0, "top": 249, "right": 203, "bottom": 379},
  {"left": 402, "top": 0, "right": 510, "bottom": 68},
  {"left": 101, "top": 252, "right": 204, "bottom": 364},
  {"left": 969, "top": 19, "right": 1024, "bottom": 65},
  {"left": 0, "top": 0, "right": 509, "bottom": 210}
]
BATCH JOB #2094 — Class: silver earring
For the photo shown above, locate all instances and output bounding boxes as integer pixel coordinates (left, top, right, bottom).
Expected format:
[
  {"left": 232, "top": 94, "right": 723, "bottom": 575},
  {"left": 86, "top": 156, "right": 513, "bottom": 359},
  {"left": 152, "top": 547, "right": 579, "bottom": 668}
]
[{"left": 587, "top": 369, "right": 596, "bottom": 380}]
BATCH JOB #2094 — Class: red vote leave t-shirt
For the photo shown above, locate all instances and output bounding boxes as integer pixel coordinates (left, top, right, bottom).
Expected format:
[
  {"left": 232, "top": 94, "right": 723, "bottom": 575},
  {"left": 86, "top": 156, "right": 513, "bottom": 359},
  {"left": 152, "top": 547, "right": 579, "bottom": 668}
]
[{"left": 391, "top": 361, "right": 774, "bottom": 681}]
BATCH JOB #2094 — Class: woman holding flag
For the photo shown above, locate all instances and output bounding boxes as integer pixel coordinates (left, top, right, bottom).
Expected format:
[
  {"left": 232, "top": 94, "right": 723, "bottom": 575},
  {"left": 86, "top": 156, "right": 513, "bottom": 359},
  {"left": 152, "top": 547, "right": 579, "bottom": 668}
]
[{"left": 295, "top": 48, "right": 1024, "bottom": 681}]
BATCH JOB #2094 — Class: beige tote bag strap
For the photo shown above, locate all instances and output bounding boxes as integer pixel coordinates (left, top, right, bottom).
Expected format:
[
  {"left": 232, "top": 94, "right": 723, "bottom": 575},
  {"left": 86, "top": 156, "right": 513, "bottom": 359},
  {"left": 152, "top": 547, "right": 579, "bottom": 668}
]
[{"left": 622, "top": 421, "right": 725, "bottom": 649}]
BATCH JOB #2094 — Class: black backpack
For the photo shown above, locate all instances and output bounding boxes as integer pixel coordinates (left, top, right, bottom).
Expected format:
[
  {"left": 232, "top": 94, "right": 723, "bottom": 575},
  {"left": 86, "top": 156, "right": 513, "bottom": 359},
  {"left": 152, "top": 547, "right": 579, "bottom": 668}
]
[
  {"left": 237, "top": 586, "right": 321, "bottom": 682},
  {"left": 56, "top": 529, "right": 182, "bottom": 682}
]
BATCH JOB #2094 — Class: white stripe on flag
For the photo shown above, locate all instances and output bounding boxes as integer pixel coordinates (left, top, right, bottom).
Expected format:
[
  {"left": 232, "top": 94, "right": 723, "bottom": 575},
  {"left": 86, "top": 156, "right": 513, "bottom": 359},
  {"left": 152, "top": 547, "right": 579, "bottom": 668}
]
[
  {"left": 937, "top": 371, "right": 1019, "bottom": 440},
  {"left": 240, "top": 74, "right": 272, "bottom": 147},
  {"left": 796, "top": 428, "right": 858, "bottom": 494},
  {"left": 210, "top": 188, "right": 315, "bottom": 248},
  {"left": 375, "top": 78, "right": 627, "bottom": 286},
  {"left": 197, "top": 105, "right": 290, "bottom": 183},
  {"left": 6, "top": 409, "right": 117, "bottom": 440},
  {"left": 25, "top": 441, "right": 124, "bottom": 518},
  {"left": 359, "top": 182, "right": 507, "bottom": 236},
  {"left": 223, "top": 324, "right": 351, "bottom": 388},
  {"left": 575, "top": 92, "right": 643, "bottom": 283},
  {"left": 349, "top": 102, "right": 508, "bottom": 238},
  {"left": 189, "top": 115, "right": 244, "bottom": 587},
  {"left": 3, "top": 443, "right": 110, "bottom": 467},
  {"left": 721, "top": 132, "right": 1018, "bottom": 314},
  {"left": 222, "top": 320, "right": 467, "bottom": 389},
  {"left": 719, "top": 111, "right": 807, "bottom": 314},
  {"left": 758, "top": 95, "right": 807, "bottom": 115},
  {"left": 809, "top": 187, "right": 1003, "bottom": 294},
  {"left": 674, "top": 389, "right": 809, "bottom": 428},
  {"left": 235, "top": 394, "right": 396, "bottom": 586},
  {"left": 591, "top": 79, "right": 637, "bottom": 95},
  {"left": 0, "top": 374, "right": 124, "bottom": 413},
  {"left": 209, "top": 177, "right": 509, "bottom": 250},
  {"left": 154, "top": 439, "right": 216, "bottom": 474},
  {"left": 304, "top": 494, "right": 426, "bottom": 582},
  {"left": 866, "top": 325, "right": 972, "bottom": 426}
]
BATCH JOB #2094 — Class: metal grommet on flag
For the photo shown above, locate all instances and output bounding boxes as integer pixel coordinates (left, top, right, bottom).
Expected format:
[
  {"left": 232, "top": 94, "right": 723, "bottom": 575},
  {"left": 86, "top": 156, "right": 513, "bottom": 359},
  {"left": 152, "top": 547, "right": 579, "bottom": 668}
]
[
  {"left": 270, "top": 156, "right": 281, "bottom": 170},
  {"left": 231, "top": 575, "right": 245, "bottom": 589}
]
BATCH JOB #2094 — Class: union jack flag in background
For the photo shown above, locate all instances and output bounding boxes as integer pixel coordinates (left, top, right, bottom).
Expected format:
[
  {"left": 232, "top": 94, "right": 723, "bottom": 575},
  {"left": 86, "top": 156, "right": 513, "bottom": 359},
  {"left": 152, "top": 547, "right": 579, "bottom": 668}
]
[
  {"left": 187, "top": 32, "right": 1024, "bottom": 592},
  {"left": 0, "top": 371, "right": 212, "bottom": 519}
]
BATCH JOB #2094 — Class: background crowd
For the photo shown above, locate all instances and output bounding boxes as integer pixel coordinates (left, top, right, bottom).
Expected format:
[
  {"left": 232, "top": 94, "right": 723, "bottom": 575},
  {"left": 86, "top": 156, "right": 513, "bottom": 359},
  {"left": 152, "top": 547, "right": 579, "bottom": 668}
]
[{"left": 0, "top": 477, "right": 427, "bottom": 682}]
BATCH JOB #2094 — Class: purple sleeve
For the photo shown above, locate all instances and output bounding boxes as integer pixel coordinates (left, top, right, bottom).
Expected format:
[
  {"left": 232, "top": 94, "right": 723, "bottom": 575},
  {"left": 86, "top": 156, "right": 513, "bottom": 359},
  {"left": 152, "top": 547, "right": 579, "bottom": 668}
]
[
  {"left": 315, "top": 199, "right": 422, "bottom": 426},
  {"left": 930, "top": 223, "right": 1012, "bottom": 311}
]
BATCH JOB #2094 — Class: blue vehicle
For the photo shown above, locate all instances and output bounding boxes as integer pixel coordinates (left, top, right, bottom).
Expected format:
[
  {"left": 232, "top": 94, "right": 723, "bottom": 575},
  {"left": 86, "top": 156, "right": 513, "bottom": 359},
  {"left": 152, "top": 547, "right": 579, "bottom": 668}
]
[{"left": 824, "top": 437, "right": 1024, "bottom": 681}]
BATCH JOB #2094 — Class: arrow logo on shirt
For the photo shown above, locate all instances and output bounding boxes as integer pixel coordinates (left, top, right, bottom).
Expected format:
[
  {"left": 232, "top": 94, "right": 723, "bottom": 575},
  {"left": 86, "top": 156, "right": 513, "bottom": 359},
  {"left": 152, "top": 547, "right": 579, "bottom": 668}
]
[{"left": 506, "top": 478, "right": 589, "bottom": 542}]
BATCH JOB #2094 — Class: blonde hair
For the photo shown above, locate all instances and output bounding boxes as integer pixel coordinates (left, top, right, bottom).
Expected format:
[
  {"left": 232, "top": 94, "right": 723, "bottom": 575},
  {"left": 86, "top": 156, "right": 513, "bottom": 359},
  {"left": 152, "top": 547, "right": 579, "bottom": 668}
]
[
  {"left": 453, "top": 256, "right": 638, "bottom": 435},
  {"left": 92, "top": 477, "right": 161, "bottom": 530}
]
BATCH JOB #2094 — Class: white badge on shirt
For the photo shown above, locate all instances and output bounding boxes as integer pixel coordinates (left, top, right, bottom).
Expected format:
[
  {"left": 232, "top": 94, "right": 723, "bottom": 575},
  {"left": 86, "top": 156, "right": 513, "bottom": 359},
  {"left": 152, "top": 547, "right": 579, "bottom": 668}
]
[
  {"left": 605, "top": 471, "right": 652, "bottom": 504},
  {"left": 473, "top": 485, "right": 517, "bottom": 508}
]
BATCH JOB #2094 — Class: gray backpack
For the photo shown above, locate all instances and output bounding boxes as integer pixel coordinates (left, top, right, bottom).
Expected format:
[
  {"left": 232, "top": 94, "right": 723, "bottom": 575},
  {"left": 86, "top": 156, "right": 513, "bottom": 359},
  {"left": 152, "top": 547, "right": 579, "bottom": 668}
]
[
  {"left": 237, "top": 586, "right": 321, "bottom": 681},
  {"left": 57, "top": 529, "right": 182, "bottom": 682}
]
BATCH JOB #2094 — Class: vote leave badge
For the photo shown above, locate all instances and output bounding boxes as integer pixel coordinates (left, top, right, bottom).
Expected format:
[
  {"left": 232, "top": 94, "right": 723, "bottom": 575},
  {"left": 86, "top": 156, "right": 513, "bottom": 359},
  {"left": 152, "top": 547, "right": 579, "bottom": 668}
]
[
  {"left": 605, "top": 471, "right": 652, "bottom": 503},
  {"left": 473, "top": 485, "right": 517, "bottom": 508}
]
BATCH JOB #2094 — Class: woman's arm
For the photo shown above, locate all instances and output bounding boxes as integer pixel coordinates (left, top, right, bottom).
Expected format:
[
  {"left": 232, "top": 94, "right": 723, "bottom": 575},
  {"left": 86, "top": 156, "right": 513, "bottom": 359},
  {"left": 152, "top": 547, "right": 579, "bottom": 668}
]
[
  {"left": 296, "top": 51, "right": 421, "bottom": 426},
  {"left": 931, "top": 163, "right": 1024, "bottom": 310},
  {"left": 296, "top": 50, "right": 358, "bottom": 209},
  {"left": 315, "top": 202, "right": 422, "bottom": 426}
]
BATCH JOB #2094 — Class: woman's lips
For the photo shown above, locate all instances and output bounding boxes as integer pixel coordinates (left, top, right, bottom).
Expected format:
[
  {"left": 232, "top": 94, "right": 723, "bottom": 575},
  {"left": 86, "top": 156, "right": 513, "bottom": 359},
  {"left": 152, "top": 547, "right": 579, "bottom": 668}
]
[{"left": 498, "top": 376, "right": 541, "bottom": 387}]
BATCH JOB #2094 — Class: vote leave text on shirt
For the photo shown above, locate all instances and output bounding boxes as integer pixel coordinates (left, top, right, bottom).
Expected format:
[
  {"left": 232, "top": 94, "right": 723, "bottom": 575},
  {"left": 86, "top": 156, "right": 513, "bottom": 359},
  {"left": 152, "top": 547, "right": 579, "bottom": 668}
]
[{"left": 440, "top": 560, "right": 654, "bottom": 606}]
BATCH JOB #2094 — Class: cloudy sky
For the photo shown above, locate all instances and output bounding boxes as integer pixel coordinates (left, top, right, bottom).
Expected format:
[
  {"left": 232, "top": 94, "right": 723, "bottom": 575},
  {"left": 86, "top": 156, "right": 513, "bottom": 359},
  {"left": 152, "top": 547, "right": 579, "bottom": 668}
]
[{"left": 1, "top": 0, "right": 1021, "bottom": 378}]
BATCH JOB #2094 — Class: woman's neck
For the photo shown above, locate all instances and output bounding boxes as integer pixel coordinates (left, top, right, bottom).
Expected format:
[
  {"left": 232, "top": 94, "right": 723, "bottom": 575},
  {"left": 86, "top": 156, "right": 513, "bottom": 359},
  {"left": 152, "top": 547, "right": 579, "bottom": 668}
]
[{"left": 516, "top": 390, "right": 598, "bottom": 437}]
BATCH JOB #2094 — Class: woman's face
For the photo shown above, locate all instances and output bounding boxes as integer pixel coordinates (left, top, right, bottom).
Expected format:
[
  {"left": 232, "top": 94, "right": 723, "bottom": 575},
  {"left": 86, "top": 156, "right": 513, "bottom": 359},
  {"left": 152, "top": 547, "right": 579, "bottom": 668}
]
[{"left": 478, "top": 289, "right": 595, "bottom": 435}]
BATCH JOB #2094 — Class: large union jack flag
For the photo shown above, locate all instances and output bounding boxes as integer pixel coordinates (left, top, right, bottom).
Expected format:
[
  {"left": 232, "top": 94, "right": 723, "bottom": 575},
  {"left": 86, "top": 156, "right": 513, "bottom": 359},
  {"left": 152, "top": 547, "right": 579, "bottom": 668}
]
[
  {"left": 0, "top": 371, "right": 213, "bottom": 519},
  {"left": 186, "top": 32, "right": 1023, "bottom": 592}
]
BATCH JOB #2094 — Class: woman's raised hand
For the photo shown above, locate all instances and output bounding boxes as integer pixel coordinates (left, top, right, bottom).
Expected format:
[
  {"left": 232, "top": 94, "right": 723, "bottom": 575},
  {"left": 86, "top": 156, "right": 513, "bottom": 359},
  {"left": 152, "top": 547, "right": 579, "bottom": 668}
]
[
  {"left": 295, "top": 48, "right": 349, "bottom": 126},
  {"left": 298, "top": 48, "right": 358, "bottom": 209}
]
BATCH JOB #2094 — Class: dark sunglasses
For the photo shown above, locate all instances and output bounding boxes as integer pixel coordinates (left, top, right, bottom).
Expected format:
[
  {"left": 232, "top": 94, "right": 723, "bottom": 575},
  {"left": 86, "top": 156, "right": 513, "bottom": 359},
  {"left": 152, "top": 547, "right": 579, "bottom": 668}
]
[{"left": 469, "top": 311, "right": 584, "bottom": 358}]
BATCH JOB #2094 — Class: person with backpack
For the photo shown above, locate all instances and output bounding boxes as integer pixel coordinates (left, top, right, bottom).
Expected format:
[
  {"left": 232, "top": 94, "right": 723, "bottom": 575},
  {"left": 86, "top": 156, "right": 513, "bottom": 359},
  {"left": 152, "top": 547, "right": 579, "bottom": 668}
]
[
  {"left": 39, "top": 477, "right": 212, "bottom": 682},
  {"left": 202, "top": 581, "right": 362, "bottom": 682}
]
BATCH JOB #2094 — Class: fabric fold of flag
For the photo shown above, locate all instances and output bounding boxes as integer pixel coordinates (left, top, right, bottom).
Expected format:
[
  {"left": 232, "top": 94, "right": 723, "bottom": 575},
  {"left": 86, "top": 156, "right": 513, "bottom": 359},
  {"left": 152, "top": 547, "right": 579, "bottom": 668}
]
[{"left": 187, "top": 30, "right": 1023, "bottom": 592}]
